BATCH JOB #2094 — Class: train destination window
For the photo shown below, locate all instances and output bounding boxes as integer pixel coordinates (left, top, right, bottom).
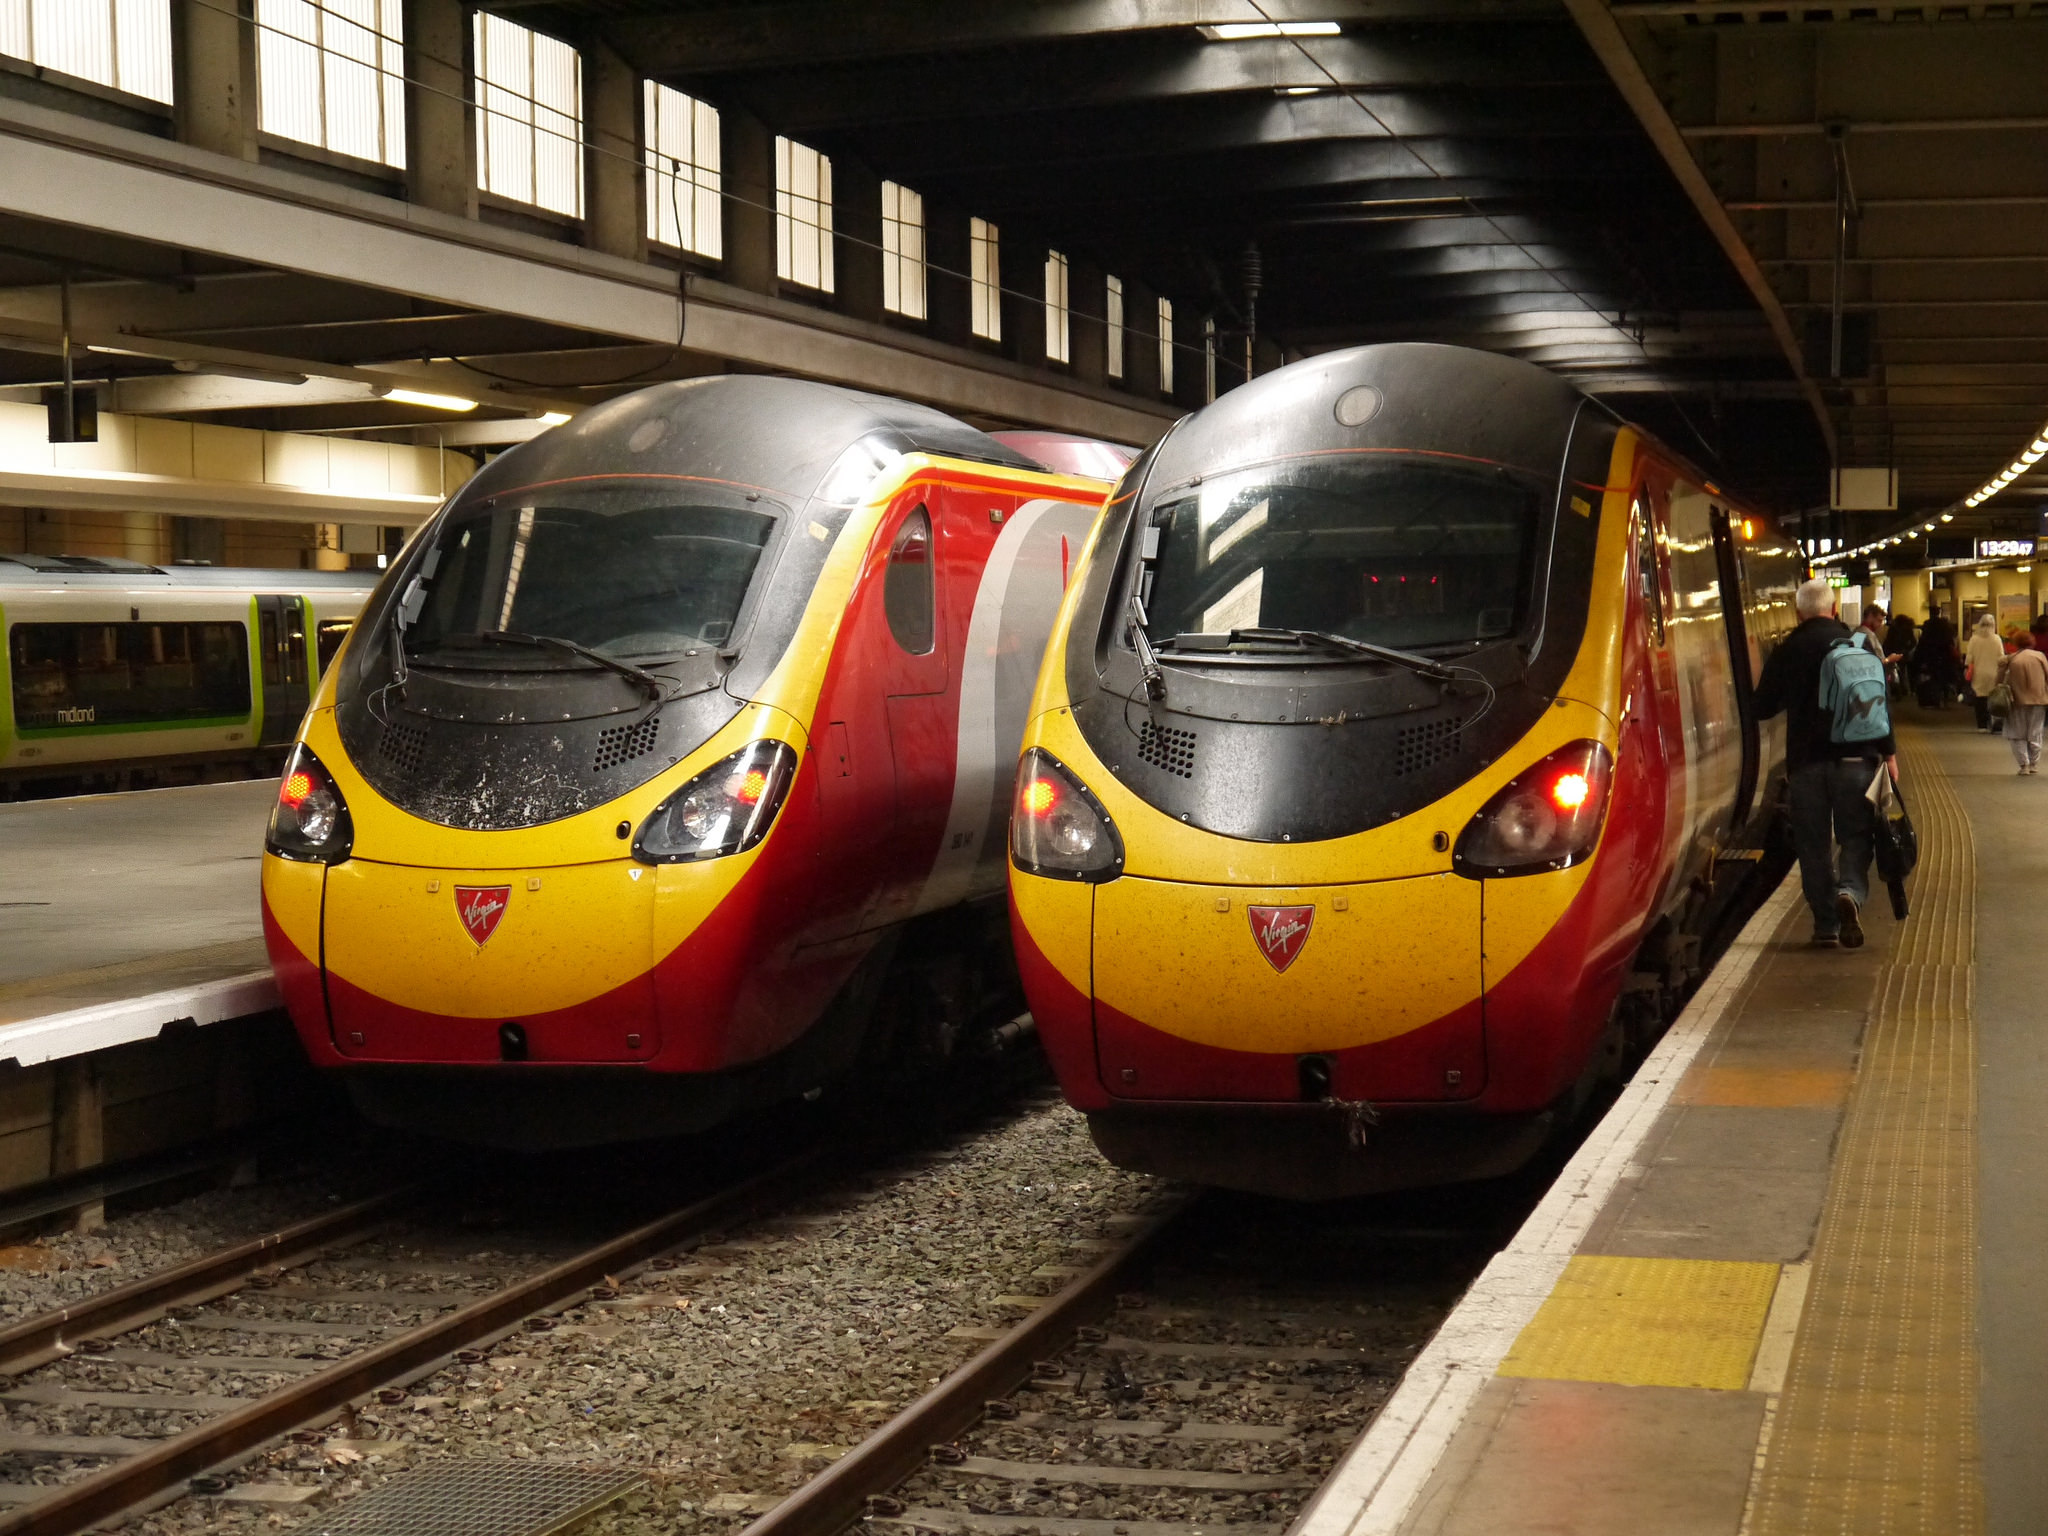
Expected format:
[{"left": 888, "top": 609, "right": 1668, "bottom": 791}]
[
  {"left": 1138, "top": 459, "right": 1535, "bottom": 653},
  {"left": 8, "top": 622, "right": 251, "bottom": 729},
  {"left": 404, "top": 491, "right": 775, "bottom": 664},
  {"left": 884, "top": 506, "right": 936, "bottom": 655}
]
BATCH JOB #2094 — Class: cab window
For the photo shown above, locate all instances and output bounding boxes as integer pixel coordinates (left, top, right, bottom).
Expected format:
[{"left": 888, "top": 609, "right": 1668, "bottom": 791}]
[{"left": 884, "top": 506, "right": 935, "bottom": 655}]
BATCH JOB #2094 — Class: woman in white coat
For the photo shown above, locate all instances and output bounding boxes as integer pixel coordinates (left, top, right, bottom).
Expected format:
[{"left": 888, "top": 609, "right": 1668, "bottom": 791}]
[{"left": 1966, "top": 613, "right": 2007, "bottom": 732}]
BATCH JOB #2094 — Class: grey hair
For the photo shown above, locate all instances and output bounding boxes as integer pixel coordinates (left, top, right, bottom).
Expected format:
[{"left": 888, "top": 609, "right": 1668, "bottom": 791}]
[{"left": 1794, "top": 578, "right": 1836, "bottom": 619}]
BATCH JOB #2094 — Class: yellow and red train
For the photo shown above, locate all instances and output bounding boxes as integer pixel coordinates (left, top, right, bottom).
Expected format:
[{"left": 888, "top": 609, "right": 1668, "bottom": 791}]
[
  {"left": 1008, "top": 343, "right": 1802, "bottom": 1199},
  {"left": 261, "top": 377, "right": 1111, "bottom": 1145}
]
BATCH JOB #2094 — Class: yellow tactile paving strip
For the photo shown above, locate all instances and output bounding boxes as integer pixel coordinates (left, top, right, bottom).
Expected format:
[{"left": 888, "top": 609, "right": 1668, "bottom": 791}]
[
  {"left": 1680, "top": 1065, "right": 1854, "bottom": 1109},
  {"left": 1746, "top": 726, "right": 1980, "bottom": 1534},
  {"left": 1500, "top": 1254, "right": 1782, "bottom": 1390}
]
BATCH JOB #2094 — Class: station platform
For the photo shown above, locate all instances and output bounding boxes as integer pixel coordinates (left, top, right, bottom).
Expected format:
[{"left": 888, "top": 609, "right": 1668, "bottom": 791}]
[
  {"left": 1295, "top": 713, "right": 2024, "bottom": 1536},
  {"left": 0, "top": 780, "right": 280, "bottom": 1067}
]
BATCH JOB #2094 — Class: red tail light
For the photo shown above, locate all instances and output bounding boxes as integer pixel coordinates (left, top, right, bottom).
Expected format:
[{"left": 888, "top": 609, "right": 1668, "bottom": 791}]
[
  {"left": 266, "top": 745, "right": 354, "bottom": 865},
  {"left": 1453, "top": 741, "right": 1614, "bottom": 878},
  {"left": 634, "top": 741, "right": 797, "bottom": 863},
  {"left": 1011, "top": 749, "right": 1122, "bottom": 882}
]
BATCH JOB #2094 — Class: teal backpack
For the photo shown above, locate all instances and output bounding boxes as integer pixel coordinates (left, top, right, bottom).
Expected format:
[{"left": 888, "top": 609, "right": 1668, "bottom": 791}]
[{"left": 1820, "top": 638, "right": 1892, "bottom": 744}]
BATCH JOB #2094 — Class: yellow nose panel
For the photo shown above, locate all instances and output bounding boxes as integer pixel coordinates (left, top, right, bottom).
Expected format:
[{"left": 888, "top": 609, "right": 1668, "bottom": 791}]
[
  {"left": 1091, "top": 873, "right": 1482, "bottom": 1054},
  {"left": 324, "top": 858, "right": 656, "bottom": 1017}
]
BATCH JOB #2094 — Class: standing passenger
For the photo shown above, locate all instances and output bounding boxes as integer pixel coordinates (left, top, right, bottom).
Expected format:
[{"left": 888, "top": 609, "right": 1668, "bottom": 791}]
[
  {"left": 1754, "top": 578, "right": 1897, "bottom": 949},
  {"left": 1914, "top": 611, "right": 1960, "bottom": 707},
  {"left": 1967, "top": 613, "right": 2006, "bottom": 731},
  {"left": 2003, "top": 635, "right": 2048, "bottom": 774}
]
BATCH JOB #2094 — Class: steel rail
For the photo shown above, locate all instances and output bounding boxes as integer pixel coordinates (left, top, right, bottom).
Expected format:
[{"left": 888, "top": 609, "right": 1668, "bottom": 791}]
[
  {"left": 0, "top": 1153, "right": 819, "bottom": 1536},
  {"left": 0, "top": 1183, "right": 421, "bottom": 1377},
  {"left": 737, "top": 1200, "right": 1189, "bottom": 1536}
]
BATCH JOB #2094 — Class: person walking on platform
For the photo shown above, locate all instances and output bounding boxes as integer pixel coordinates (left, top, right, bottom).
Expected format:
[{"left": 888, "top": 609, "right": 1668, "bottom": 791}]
[
  {"left": 1967, "top": 613, "right": 2006, "bottom": 731},
  {"left": 1755, "top": 578, "right": 1897, "bottom": 949},
  {"left": 1886, "top": 610, "right": 1919, "bottom": 699},
  {"left": 2002, "top": 634, "right": 2048, "bottom": 773},
  {"left": 1914, "top": 611, "right": 1959, "bottom": 707}
]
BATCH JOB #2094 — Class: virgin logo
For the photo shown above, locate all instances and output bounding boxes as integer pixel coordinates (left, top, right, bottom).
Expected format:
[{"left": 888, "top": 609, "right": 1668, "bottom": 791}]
[
  {"left": 1247, "top": 904, "right": 1315, "bottom": 973},
  {"left": 454, "top": 885, "right": 511, "bottom": 946}
]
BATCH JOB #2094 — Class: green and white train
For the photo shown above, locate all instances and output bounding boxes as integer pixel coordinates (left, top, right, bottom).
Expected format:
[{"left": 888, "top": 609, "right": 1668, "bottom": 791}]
[{"left": 1, "top": 555, "right": 378, "bottom": 797}]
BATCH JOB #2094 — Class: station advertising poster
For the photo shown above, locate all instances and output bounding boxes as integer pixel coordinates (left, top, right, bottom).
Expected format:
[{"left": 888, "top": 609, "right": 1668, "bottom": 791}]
[{"left": 1998, "top": 591, "right": 2030, "bottom": 631}]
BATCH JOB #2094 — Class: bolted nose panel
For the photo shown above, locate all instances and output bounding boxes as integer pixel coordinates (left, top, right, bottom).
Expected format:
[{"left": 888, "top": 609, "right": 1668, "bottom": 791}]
[
  {"left": 1090, "top": 873, "right": 1485, "bottom": 1102},
  {"left": 322, "top": 859, "right": 658, "bottom": 1062}
]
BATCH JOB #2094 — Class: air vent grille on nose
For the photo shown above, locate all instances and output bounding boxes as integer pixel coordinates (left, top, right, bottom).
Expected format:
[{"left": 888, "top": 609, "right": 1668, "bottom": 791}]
[
  {"left": 1394, "top": 718, "right": 1463, "bottom": 776},
  {"left": 1136, "top": 721, "right": 1198, "bottom": 778},
  {"left": 378, "top": 722, "right": 428, "bottom": 775},
  {"left": 593, "top": 714, "right": 661, "bottom": 774}
]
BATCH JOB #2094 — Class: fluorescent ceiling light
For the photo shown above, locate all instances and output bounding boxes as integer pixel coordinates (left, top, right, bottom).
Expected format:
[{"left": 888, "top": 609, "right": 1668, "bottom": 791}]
[
  {"left": 382, "top": 388, "right": 477, "bottom": 413},
  {"left": 537, "top": 411, "right": 571, "bottom": 426},
  {"left": 1200, "top": 21, "right": 1342, "bottom": 39},
  {"left": 1276, "top": 85, "right": 1321, "bottom": 94}
]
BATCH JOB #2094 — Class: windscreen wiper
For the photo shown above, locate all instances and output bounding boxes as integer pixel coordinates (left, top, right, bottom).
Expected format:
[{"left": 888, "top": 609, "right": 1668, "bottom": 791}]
[
  {"left": 1222, "top": 627, "right": 1459, "bottom": 683},
  {"left": 1126, "top": 590, "right": 1166, "bottom": 701},
  {"left": 476, "top": 630, "right": 666, "bottom": 699}
]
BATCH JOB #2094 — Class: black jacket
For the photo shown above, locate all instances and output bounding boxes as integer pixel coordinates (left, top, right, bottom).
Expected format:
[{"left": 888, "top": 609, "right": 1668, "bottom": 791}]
[{"left": 1754, "top": 614, "right": 1897, "bottom": 769}]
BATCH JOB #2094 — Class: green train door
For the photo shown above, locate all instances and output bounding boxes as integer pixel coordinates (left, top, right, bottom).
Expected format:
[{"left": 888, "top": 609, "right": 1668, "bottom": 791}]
[{"left": 256, "top": 594, "right": 310, "bottom": 746}]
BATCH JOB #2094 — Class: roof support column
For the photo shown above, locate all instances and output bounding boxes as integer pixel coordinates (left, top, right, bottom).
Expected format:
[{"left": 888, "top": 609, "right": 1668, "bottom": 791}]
[
  {"left": 722, "top": 106, "right": 777, "bottom": 296},
  {"left": 1124, "top": 276, "right": 1162, "bottom": 401},
  {"left": 170, "top": 0, "right": 258, "bottom": 162},
  {"left": 1069, "top": 255, "right": 1108, "bottom": 389},
  {"left": 583, "top": 39, "right": 644, "bottom": 264},
  {"left": 834, "top": 159, "right": 883, "bottom": 325},
  {"left": 1004, "top": 234, "right": 1047, "bottom": 370},
  {"left": 403, "top": 0, "right": 477, "bottom": 219},
  {"left": 925, "top": 206, "right": 971, "bottom": 349}
]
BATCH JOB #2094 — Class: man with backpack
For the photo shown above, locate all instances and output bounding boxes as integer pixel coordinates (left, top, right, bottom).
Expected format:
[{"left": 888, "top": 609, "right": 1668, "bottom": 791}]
[{"left": 1754, "top": 578, "right": 1899, "bottom": 949}]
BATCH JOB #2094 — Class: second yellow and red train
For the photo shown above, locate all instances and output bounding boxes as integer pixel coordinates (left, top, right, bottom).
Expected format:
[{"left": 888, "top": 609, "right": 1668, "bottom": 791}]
[{"left": 1008, "top": 343, "right": 1802, "bottom": 1198}]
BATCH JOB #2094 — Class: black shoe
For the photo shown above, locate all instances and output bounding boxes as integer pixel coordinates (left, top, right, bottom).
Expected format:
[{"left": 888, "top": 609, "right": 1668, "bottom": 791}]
[
  {"left": 1837, "top": 894, "right": 1864, "bottom": 950},
  {"left": 1811, "top": 931, "right": 1840, "bottom": 948}
]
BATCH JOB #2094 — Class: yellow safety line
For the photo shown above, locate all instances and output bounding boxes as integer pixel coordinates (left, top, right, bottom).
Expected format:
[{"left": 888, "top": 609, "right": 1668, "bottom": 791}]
[{"left": 1745, "top": 726, "right": 1980, "bottom": 1534}]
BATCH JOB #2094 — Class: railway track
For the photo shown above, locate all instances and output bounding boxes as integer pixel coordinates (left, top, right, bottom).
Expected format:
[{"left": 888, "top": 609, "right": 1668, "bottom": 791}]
[
  {"left": 723, "top": 1189, "right": 1511, "bottom": 1536},
  {"left": 0, "top": 1154, "right": 821, "bottom": 1535}
]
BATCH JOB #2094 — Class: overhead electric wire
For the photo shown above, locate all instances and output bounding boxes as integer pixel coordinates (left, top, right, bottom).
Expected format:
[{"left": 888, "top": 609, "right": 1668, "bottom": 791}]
[{"left": 180, "top": 0, "right": 1222, "bottom": 391}]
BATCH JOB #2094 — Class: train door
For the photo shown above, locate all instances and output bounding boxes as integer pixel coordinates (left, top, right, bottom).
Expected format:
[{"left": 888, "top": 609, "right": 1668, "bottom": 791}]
[
  {"left": 1630, "top": 484, "right": 1684, "bottom": 901},
  {"left": 867, "top": 498, "right": 959, "bottom": 928},
  {"left": 255, "top": 595, "right": 309, "bottom": 746},
  {"left": 1708, "top": 506, "right": 1762, "bottom": 828},
  {"left": 810, "top": 493, "right": 952, "bottom": 941}
]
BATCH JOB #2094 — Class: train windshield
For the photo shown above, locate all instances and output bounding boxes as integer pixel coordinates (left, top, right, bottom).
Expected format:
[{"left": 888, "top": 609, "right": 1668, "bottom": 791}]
[
  {"left": 1140, "top": 456, "right": 1537, "bottom": 653},
  {"left": 404, "top": 484, "right": 776, "bottom": 664}
]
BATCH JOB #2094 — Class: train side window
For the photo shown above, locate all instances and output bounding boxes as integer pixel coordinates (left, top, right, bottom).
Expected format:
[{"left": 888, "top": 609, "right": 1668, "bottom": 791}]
[
  {"left": 316, "top": 619, "right": 353, "bottom": 675},
  {"left": 884, "top": 505, "right": 935, "bottom": 655},
  {"left": 1635, "top": 497, "right": 1665, "bottom": 646}
]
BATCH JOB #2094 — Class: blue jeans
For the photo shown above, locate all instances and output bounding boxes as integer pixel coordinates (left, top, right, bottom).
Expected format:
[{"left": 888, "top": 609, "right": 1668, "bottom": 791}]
[{"left": 1789, "top": 758, "right": 1877, "bottom": 934}]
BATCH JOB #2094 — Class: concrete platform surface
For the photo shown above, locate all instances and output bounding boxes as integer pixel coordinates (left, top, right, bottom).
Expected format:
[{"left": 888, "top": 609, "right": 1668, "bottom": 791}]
[
  {"left": 0, "top": 780, "right": 278, "bottom": 1051},
  {"left": 1293, "top": 714, "right": 2004, "bottom": 1536}
]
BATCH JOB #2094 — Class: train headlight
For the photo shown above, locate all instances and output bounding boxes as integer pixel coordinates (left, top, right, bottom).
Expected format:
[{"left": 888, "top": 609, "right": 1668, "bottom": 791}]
[
  {"left": 1453, "top": 740, "right": 1614, "bottom": 878},
  {"left": 266, "top": 744, "right": 354, "bottom": 864},
  {"left": 1011, "top": 748, "right": 1124, "bottom": 882},
  {"left": 634, "top": 740, "right": 797, "bottom": 863}
]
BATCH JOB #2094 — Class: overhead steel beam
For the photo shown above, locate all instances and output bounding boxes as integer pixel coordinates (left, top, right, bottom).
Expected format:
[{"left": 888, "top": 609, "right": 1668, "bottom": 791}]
[
  {"left": 707, "top": 32, "right": 1604, "bottom": 133},
  {"left": 840, "top": 87, "right": 1636, "bottom": 178},
  {"left": 574, "top": 0, "right": 1534, "bottom": 73},
  {"left": 1558, "top": 0, "right": 1834, "bottom": 455}
]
